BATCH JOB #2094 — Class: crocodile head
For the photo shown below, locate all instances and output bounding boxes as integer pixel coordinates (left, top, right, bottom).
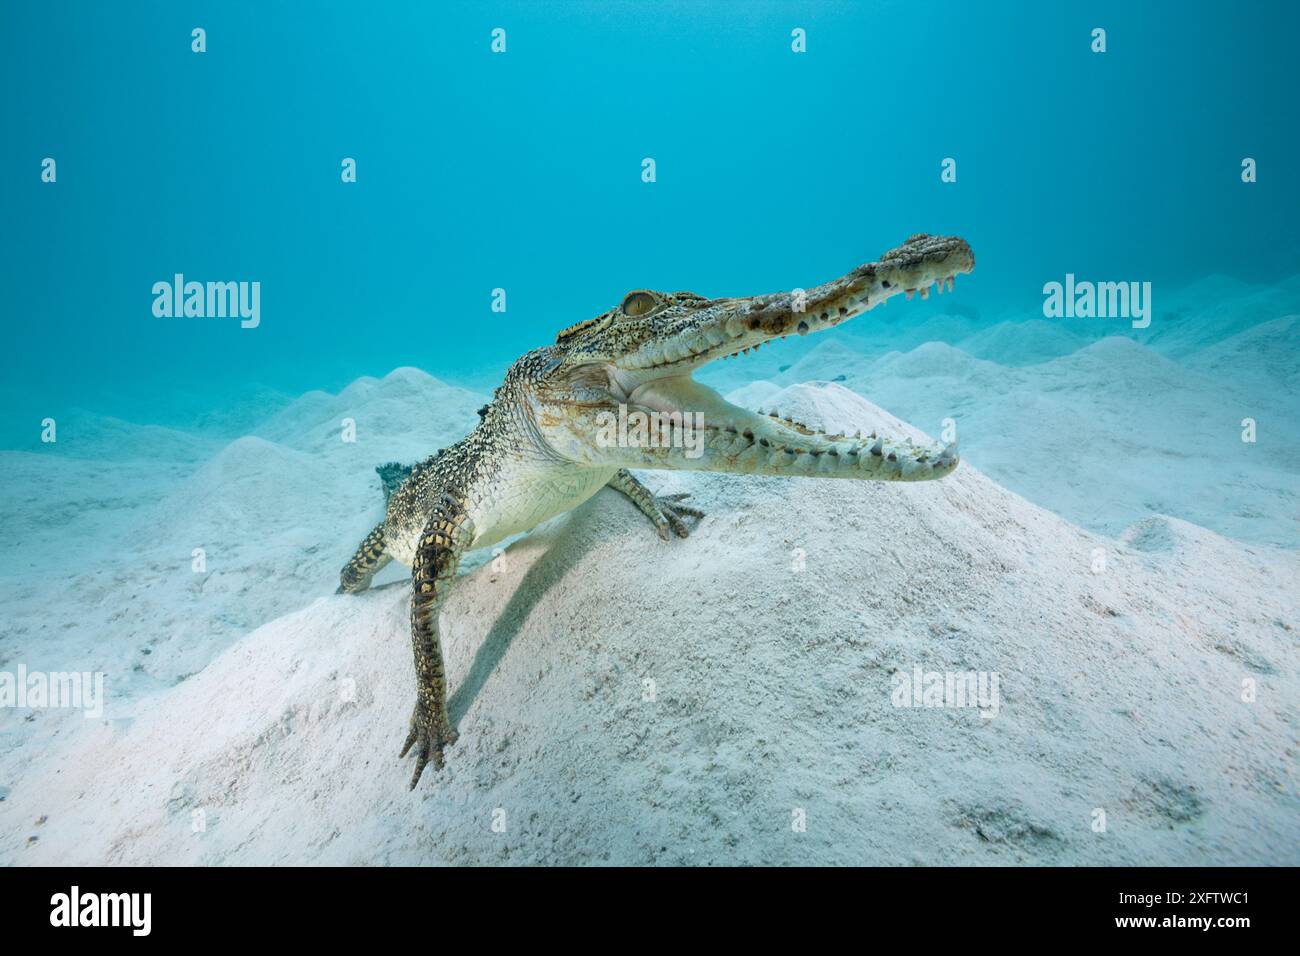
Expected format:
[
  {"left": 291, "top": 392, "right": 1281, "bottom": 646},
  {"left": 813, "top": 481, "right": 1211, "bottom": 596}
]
[{"left": 527, "top": 233, "right": 974, "bottom": 479}]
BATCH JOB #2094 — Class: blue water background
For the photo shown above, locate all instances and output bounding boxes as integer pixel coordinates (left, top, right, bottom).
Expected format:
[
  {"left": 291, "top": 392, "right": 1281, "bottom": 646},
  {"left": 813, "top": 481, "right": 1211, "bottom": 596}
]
[{"left": 2, "top": 0, "right": 1297, "bottom": 437}]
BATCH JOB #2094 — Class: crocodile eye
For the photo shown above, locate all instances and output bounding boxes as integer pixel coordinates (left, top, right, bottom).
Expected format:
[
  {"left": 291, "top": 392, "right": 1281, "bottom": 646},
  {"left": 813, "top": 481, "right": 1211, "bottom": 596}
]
[{"left": 620, "top": 291, "right": 657, "bottom": 317}]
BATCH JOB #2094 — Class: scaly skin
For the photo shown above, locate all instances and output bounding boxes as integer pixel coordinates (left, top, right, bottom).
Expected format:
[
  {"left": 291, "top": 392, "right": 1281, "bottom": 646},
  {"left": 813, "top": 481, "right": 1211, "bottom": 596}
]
[{"left": 339, "top": 233, "right": 975, "bottom": 788}]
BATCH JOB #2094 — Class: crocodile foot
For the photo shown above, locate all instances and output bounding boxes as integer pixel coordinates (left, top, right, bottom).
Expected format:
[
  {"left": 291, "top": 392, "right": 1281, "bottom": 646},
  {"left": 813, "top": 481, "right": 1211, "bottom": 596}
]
[
  {"left": 648, "top": 492, "right": 705, "bottom": 540},
  {"left": 399, "top": 696, "right": 458, "bottom": 789}
]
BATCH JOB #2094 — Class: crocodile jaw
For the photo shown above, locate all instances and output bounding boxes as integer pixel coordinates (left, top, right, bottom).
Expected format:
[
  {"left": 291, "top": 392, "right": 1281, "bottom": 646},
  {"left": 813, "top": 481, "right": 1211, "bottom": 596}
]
[
  {"left": 598, "top": 376, "right": 960, "bottom": 480},
  {"left": 535, "top": 234, "right": 971, "bottom": 479},
  {"left": 541, "top": 236, "right": 971, "bottom": 480},
  {"left": 613, "top": 234, "right": 974, "bottom": 374}
]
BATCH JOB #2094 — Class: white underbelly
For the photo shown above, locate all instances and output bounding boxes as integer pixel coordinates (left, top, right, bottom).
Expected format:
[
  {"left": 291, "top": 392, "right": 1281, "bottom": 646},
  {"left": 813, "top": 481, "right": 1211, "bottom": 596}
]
[{"left": 468, "top": 465, "right": 615, "bottom": 550}]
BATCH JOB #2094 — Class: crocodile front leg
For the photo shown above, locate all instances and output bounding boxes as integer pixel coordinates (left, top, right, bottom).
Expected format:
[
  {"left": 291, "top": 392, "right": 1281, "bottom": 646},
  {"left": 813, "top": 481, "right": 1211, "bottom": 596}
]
[
  {"left": 336, "top": 522, "right": 391, "bottom": 594},
  {"left": 401, "top": 494, "right": 475, "bottom": 789},
  {"left": 607, "top": 469, "right": 705, "bottom": 540}
]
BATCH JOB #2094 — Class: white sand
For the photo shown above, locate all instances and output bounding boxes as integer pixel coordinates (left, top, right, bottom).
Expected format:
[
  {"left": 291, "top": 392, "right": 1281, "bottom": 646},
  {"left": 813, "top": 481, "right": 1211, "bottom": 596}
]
[
  {"left": 1, "top": 280, "right": 1297, "bottom": 865},
  {"left": 703, "top": 301, "right": 1300, "bottom": 547}
]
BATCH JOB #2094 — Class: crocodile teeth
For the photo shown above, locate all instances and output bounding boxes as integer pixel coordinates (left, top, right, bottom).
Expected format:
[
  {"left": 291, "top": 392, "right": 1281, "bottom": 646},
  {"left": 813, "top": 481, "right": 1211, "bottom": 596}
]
[{"left": 919, "top": 285, "right": 929, "bottom": 300}]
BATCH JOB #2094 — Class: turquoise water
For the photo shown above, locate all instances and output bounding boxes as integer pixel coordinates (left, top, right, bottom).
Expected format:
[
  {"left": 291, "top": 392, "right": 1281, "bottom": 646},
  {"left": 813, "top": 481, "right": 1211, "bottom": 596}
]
[
  {"left": 2, "top": 0, "right": 1297, "bottom": 435},
  {"left": 2, "top": 4, "right": 1298, "bottom": 867}
]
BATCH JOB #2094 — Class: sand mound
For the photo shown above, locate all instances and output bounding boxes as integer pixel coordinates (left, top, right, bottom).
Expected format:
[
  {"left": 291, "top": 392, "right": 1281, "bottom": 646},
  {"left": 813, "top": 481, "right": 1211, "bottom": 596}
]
[
  {"left": 1144, "top": 281, "right": 1300, "bottom": 356},
  {"left": 777, "top": 338, "right": 870, "bottom": 384},
  {"left": 22, "top": 412, "right": 220, "bottom": 462},
  {"left": 1185, "top": 315, "right": 1300, "bottom": 391},
  {"left": 828, "top": 336, "right": 1300, "bottom": 547},
  {"left": 4, "top": 388, "right": 1295, "bottom": 866},
  {"left": 957, "top": 320, "right": 1088, "bottom": 365},
  {"left": 867, "top": 341, "right": 997, "bottom": 383},
  {"left": 255, "top": 366, "right": 483, "bottom": 459},
  {"left": 151, "top": 437, "right": 331, "bottom": 540}
]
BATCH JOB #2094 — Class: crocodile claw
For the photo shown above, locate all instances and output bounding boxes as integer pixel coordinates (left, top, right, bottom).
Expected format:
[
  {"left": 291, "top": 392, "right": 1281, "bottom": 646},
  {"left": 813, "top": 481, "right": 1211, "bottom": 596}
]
[
  {"left": 651, "top": 493, "right": 706, "bottom": 540},
  {"left": 400, "top": 697, "right": 458, "bottom": 789}
]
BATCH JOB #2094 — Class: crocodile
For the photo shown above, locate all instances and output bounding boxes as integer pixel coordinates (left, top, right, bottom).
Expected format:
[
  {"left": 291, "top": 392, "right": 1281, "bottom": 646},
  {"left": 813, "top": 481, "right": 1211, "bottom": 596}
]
[{"left": 338, "top": 233, "right": 974, "bottom": 789}]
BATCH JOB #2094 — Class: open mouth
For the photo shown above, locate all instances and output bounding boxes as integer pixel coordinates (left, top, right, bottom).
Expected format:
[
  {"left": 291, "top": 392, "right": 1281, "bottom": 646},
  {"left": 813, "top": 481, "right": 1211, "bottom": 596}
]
[
  {"left": 612, "top": 371, "right": 959, "bottom": 480},
  {"left": 594, "top": 235, "right": 973, "bottom": 478}
]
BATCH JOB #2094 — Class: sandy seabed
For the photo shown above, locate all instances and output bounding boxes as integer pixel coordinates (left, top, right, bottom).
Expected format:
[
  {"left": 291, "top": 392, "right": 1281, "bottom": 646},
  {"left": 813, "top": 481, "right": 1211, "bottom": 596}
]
[{"left": 2, "top": 277, "right": 1297, "bottom": 865}]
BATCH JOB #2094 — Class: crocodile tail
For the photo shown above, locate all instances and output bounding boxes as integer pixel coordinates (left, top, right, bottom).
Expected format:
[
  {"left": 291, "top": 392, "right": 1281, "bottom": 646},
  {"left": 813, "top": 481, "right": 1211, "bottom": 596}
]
[{"left": 376, "top": 461, "right": 416, "bottom": 502}]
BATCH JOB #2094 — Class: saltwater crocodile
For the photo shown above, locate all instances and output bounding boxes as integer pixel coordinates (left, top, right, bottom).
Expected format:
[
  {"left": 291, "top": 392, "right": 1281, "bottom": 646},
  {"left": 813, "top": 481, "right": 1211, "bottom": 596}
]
[{"left": 339, "top": 233, "right": 974, "bottom": 788}]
